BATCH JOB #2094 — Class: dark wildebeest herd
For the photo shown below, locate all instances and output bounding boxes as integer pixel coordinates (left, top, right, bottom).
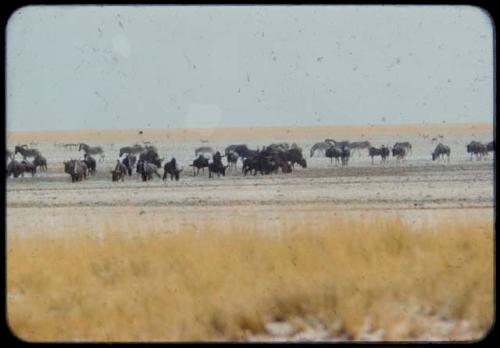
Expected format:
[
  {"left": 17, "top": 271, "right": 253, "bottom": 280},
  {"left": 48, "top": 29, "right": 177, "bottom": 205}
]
[{"left": 5, "top": 138, "right": 495, "bottom": 182}]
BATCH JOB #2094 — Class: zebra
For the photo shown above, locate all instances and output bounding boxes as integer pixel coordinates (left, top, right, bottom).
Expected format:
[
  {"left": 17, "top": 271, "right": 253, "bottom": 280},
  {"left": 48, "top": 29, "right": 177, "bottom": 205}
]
[
  {"left": 14, "top": 145, "right": 40, "bottom": 160},
  {"left": 119, "top": 144, "right": 144, "bottom": 157},
  {"left": 310, "top": 142, "right": 331, "bottom": 158},
  {"left": 368, "top": 146, "right": 390, "bottom": 164},
  {"left": 432, "top": 143, "right": 451, "bottom": 162},
  {"left": 325, "top": 139, "right": 350, "bottom": 148},
  {"left": 63, "top": 143, "right": 78, "bottom": 151},
  {"left": 349, "top": 141, "right": 371, "bottom": 156},
  {"left": 79, "top": 143, "right": 105, "bottom": 162}
]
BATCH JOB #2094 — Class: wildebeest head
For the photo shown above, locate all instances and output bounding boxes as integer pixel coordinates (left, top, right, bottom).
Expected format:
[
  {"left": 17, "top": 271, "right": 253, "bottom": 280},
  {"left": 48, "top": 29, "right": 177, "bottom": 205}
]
[{"left": 298, "top": 158, "right": 307, "bottom": 168}]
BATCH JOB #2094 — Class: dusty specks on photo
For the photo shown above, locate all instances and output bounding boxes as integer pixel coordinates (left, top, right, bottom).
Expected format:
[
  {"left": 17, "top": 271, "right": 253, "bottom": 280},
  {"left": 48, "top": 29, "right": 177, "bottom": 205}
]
[{"left": 5, "top": 5, "right": 494, "bottom": 343}]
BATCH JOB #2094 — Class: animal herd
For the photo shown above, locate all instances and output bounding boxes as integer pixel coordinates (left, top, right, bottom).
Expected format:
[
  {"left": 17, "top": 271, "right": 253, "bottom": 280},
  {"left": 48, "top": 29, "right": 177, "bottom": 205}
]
[{"left": 5, "top": 139, "right": 495, "bottom": 182}]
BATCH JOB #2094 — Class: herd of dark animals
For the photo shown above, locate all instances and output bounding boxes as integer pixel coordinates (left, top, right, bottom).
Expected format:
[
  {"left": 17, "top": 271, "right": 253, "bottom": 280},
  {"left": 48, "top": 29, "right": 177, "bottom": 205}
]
[{"left": 5, "top": 139, "right": 496, "bottom": 182}]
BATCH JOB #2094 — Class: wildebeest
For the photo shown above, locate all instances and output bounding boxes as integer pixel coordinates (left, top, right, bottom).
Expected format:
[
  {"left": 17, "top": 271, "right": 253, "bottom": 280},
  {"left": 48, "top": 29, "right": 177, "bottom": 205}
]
[
  {"left": 7, "top": 160, "right": 26, "bottom": 178},
  {"left": 432, "top": 143, "right": 451, "bottom": 162},
  {"left": 63, "top": 160, "right": 87, "bottom": 182},
  {"left": 21, "top": 160, "right": 37, "bottom": 176},
  {"left": 392, "top": 145, "right": 407, "bottom": 162},
  {"left": 466, "top": 141, "right": 487, "bottom": 160},
  {"left": 325, "top": 146, "right": 342, "bottom": 165},
  {"left": 137, "top": 160, "right": 161, "bottom": 181},
  {"left": 110, "top": 160, "right": 128, "bottom": 182},
  {"left": 487, "top": 141, "right": 495, "bottom": 152},
  {"left": 281, "top": 148, "right": 307, "bottom": 168},
  {"left": 229, "top": 144, "right": 256, "bottom": 160},
  {"left": 33, "top": 154, "right": 48, "bottom": 172},
  {"left": 190, "top": 155, "right": 209, "bottom": 176},
  {"left": 138, "top": 149, "right": 162, "bottom": 168},
  {"left": 79, "top": 143, "right": 105, "bottom": 162},
  {"left": 122, "top": 154, "right": 137, "bottom": 176},
  {"left": 310, "top": 142, "right": 331, "bottom": 157},
  {"left": 208, "top": 162, "right": 228, "bottom": 178},
  {"left": 119, "top": 144, "right": 144, "bottom": 156},
  {"left": 393, "top": 142, "right": 412, "bottom": 155},
  {"left": 163, "top": 158, "right": 182, "bottom": 181},
  {"left": 226, "top": 151, "right": 239, "bottom": 170},
  {"left": 195, "top": 146, "right": 215, "bottom": 158},
  {"left": 14, "top": 145, "right": 40, "bottom": 160},
  {"left": 368, "top": 146, "right": 390, "bottom": 164},
  {"left": 83, "top": 154, "right": 96, "bottom": 175},
  {"left": 340, "top": 146, "right": 350, "bottom": 167}
]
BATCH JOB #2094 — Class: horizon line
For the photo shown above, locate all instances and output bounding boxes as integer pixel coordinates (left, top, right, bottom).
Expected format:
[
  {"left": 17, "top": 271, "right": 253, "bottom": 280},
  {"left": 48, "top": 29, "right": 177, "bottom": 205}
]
[{"left": 5, "top": 121, "right": 495, "bottom": 134}]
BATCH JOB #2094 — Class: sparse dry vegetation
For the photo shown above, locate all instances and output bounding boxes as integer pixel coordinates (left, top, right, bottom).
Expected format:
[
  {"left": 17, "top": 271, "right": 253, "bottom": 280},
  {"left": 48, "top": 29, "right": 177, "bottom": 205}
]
[{"left": 7, "top": 215, "right": 493, "bottom": 342}]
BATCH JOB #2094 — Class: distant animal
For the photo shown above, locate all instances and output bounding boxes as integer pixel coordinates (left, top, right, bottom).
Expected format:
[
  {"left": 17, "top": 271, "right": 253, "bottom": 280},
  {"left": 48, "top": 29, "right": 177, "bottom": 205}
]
[
  {"left": 137, "top": 160, "right": 161, "bottom": 181},
  {"left": 163, "top": 158, "right": 182, "bottom": 181},
  {"left": 392, "top": 145, "right": 407, "bottom": 162},
  {"left": 368, "top": 146, "right": 390, "bottom": 164},
  {"left": 119, "top": 144, "right": 144, "bottom": 156},
  {"left": 340, "top": 146, "right": 350, "bottom": 167},
  {"left": 63, "top": 143, "right": 78, "bottom": 151},
  {"left": 190, "top": 155, "right": 209, "bottom": 176},
  {"left": 138, "top": 149, "right": 162, "bottom": 168},
  {"left": 466, "top": 141, "right": 487, "bottom": 160},
  {"left": 195, "top": 146, "right": 215, "bottom": 158},
  {"left": 282, "top": 148, "right": 307, "bottom": 168},
  {"left": 83, "top": 154, "right": 96, "bottom": 175},
  {"left": 79, "top": 143, "right": 105, "bottom": 162},
  {"left": 325, "top": 146, "right": 342, "bottom": 165},
  {"left": 310, "top": 142, "right": 331, "bottom": 157},
  {"left": 111, "top": 160, "right": 128, "bottom": 182},
  {"left": 208, "top": 162, "right": 228, "bottom": 178},
  {"left": 63, "top": 160, "right": 87, "bottom": 182},
  {"left": 349, "top": 141, "right": 371, "bottom": 156},
  {"left": 432, "top": 143, "right": 451, "bottom": 162},
  {"left": 6, "top": 159, "right": 25, "bottom": 178},
  {"left": 393, "top": 142, "right": 412, "bottom": 155},
  {"left": 487, "top": 141, "right": 495, "bottom": 152},
  {"left": 14, "top": 145, "right": 40, "bottom": 160},
  {"left": 226, "top": 151, "right": 239, "bottom": 170},
  {"left": 122, "top": 154, "right": 137, "bottom": 176},
  {"left": 33, "top": 154, "right": 48, "bottom": 172},
  {"left": 20, "top": 160, "right": 37, "bottom": 177}
]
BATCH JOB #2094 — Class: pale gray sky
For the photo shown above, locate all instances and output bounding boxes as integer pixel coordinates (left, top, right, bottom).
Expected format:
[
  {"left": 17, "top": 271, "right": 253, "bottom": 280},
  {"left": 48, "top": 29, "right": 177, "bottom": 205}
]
[{"left": 6, "top": 5, "right": 494, "bottom": 131}]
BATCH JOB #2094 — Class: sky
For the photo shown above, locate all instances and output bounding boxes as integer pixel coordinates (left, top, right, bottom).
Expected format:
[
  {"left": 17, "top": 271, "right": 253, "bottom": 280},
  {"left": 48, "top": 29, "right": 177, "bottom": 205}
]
[{"left": 6, "top": 5, "right": 494, "bottom": 131}]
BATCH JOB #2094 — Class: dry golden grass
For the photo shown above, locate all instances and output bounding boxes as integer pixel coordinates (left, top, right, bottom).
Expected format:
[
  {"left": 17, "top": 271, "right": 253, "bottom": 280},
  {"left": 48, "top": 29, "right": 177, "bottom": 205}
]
[{"left": 7, "top": 215, "right": 493, "bottom": 342}]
